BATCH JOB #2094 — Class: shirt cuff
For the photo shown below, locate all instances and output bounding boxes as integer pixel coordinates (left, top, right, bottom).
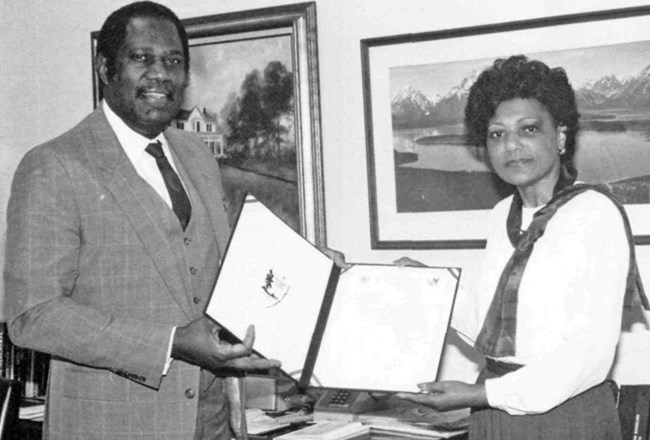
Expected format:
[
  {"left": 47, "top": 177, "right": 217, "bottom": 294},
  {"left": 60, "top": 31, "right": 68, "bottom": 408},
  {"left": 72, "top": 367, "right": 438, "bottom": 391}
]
[
  {"left": 484, "top": 377, "right": 507, "bottom": 411},
  {"left": 163, "top": 326, "right": 176, "bottom": 376},
  {"left": 485, "top": 376, "right": 530, "bottom": 415}
]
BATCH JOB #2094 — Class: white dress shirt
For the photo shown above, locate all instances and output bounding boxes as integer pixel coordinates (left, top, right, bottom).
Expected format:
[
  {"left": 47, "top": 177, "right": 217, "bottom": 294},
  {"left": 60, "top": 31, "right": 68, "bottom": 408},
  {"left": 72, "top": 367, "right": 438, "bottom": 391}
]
[
  {"left": 103, "top": 100, "right": 184, "bottom": 209},
  {"left": 452, "top": 189, "right": 629, "bottom": 415}
]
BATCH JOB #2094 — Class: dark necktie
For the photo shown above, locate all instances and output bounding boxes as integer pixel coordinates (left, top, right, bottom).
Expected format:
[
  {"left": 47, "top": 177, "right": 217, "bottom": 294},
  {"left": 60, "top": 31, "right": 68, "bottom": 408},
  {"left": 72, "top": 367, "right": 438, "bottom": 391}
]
[{"left": 145, "top": 141, "right": 192, "bottom": 230}]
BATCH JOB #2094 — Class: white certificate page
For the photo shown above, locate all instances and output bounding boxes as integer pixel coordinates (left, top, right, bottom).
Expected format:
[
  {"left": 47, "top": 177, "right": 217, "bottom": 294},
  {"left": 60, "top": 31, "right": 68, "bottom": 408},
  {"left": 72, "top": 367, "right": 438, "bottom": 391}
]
[
  {"left": 206, "top": 196, "right": 336, "bottom": 377},
  {"left": 311, "top": 264, "right": 460, "bottom": 393}
]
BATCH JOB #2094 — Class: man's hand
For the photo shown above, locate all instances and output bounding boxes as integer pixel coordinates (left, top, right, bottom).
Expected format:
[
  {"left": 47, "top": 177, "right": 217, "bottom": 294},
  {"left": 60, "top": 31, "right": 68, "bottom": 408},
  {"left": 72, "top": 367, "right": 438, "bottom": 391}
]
[
  {"left": 171, "top": 317, "right": 281, "bottom": 374},
  {"left": 396, "top": 381, "right": 487, "bottom": 411}
]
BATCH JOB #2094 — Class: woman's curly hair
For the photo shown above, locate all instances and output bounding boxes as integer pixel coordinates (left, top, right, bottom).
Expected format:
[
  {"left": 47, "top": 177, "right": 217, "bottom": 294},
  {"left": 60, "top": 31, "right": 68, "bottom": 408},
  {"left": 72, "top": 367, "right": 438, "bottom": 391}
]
[{"left": 464, "top": 55, "right": 580, "bottom": 167}]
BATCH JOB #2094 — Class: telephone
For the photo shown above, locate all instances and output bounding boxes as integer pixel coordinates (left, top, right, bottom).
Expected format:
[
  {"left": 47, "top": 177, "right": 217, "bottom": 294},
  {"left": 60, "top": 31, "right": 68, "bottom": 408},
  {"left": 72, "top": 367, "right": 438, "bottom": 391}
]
[{"left": 313, "top": 389, "right": 387, "bottom": 414}]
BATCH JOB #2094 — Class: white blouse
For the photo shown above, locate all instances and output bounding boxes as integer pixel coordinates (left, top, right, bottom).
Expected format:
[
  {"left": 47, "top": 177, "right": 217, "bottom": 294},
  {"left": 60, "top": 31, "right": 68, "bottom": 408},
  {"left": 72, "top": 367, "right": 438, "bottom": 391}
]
[{"left": 452, "top": 189, "right": 629, "bottom": 415}]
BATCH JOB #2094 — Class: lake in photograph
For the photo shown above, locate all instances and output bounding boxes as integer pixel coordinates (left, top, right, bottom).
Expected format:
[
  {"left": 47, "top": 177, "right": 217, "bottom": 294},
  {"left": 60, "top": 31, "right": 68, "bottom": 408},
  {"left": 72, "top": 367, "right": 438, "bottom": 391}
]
[{"left": 392, "top": 114, "right": 650, "bottom": 213}]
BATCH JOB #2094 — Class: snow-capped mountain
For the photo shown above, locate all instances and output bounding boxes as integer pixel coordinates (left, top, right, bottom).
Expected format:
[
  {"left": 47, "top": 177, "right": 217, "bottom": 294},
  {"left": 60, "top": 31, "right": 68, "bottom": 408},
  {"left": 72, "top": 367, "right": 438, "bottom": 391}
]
[
  {"left": 391, "top": 64, "right": 650, "bottom": 128},
  {"left": 597, "top": 64, "right": 650, "bottom": 109},
  {"left": 391, "top": 86, "right": 437, "bottom": 129},
  {"left": 575, "top": 74, "right": 630, "bottom": 107}
]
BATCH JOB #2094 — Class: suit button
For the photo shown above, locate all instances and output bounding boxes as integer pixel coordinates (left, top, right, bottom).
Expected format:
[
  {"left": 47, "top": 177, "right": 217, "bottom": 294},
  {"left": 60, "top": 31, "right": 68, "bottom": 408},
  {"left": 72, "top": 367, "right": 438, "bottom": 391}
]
[
  {"left": 185, "top": 388, "right": 195, "bottom": 399},
  {"left": 184, "top": 237, "right": 191, "bottom": 245},
  {"left": 190, "top": 267, "right": 197, "bottom": 274},
  {"left": 193, "top": 297, "right": 201, "bottom": 304}
]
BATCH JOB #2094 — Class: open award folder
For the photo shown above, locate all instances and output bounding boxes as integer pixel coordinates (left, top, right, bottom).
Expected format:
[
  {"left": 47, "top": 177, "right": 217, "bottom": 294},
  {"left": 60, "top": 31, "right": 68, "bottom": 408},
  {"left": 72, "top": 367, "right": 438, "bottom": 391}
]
[
  {"left": 205, "top": 195, "right": 461, "bottom": 393},
  {"left": 205, "top": 195, "right": 339, "bottom": 387}
]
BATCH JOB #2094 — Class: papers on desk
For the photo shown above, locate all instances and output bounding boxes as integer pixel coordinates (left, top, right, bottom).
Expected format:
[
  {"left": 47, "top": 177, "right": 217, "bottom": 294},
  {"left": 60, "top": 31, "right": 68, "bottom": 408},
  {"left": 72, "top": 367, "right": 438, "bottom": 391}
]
[
  {"left": 358, "top": 406, "right": 469, "bottom": 439},
  {"left": 246, "top": 408, "right": 314, "bottom": 435},
  {"left": 273, "top": 418, "right": 465, "bottom": 440},
  {"left": 275, "top": 421, "right": 369, "bottom": 440},
  {"left": 367, "top": 424, "right": 465, "bottom": 439}
]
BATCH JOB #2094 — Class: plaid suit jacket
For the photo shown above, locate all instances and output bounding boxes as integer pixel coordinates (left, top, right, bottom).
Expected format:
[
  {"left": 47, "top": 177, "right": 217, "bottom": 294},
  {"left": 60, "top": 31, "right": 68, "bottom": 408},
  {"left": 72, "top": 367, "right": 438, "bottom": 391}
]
[{"left": 4, "top": 107, "right": 231, "bottom": 439}]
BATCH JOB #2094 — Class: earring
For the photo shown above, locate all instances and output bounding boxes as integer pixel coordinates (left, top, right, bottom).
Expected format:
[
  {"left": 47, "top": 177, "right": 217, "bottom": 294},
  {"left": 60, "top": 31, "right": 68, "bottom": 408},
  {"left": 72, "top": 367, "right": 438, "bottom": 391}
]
[{"left": 557, "top": 124, "right": 567, "bottom": 156}]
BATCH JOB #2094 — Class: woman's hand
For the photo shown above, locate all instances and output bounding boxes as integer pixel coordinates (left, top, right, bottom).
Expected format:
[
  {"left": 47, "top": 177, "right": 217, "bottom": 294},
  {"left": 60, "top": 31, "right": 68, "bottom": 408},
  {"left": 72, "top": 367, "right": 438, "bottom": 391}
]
[
  {"left": 396, "top": 381, "right": 487, "bottom": 411},
  {"left": 321, "top": 247, "right": 351, "bottom": 271},
  {"left": 393, "top": 256, "right": 428, "bottom": 267}
]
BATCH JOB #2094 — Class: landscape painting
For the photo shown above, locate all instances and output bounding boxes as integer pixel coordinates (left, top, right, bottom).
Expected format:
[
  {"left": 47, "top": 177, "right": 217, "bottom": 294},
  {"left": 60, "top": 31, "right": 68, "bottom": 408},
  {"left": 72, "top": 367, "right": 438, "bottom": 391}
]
[
  {"left": 183, "top": 30, "right": 298, "bottom": 230},
  {"left": 390, "top": 41, "right": 650, "bottom": 214},
  {"left": 362, "top": 6, "right": 650, "bottom": 248},
  {"left": 91, "top": 3, "right": 326, "bottom": 245}
]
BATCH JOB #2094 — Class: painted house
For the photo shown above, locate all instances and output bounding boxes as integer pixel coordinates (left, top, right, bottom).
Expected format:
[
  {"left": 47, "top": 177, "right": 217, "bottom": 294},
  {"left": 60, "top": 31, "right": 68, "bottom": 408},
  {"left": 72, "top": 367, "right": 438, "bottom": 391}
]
[{"left": 173, "top": 106, "right": 227, "bottom": 158}]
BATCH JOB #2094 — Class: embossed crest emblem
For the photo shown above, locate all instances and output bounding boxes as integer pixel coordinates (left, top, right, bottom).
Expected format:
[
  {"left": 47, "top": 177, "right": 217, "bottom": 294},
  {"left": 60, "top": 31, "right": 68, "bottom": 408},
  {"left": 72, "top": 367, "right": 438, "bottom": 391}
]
[{"left": 261, "top": 269, "right": 290, "bottom": 307}]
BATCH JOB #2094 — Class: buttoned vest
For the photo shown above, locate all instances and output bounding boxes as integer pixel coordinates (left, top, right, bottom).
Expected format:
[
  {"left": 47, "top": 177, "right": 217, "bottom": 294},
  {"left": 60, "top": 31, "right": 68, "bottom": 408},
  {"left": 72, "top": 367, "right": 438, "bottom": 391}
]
[{"left": 165, "top": 150, "right": 221, "bottom": 316}]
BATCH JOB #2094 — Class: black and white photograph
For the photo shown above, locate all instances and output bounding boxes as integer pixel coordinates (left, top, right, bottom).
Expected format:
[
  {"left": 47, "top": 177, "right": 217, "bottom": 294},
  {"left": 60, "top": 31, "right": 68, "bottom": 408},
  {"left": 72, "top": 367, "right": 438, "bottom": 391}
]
[{"left": 363, "top": 6, "right": 650, "bottom": 248}]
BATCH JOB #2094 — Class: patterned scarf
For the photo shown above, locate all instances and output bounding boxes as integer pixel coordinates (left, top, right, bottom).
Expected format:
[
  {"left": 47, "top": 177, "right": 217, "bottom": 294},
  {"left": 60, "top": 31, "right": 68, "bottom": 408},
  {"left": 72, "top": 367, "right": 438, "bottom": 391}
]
[{"left": 474, "top": 171, "right": 648, "bottom": 358}]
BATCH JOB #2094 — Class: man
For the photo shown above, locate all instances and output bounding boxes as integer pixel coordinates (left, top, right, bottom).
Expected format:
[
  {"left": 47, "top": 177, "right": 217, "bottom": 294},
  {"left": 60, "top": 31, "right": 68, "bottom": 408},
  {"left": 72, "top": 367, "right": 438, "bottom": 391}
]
[{"left": 4, "top": 2, "right": 280, "bottom": 439}]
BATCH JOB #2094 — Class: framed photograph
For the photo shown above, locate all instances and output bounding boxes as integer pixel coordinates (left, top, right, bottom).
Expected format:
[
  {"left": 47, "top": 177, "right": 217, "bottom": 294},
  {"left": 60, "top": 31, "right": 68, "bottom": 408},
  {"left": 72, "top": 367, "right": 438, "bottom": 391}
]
[
  {"left": 362, "top": 6, "right": 650, "bottom": 249},
  {"left": 92, "top": 2, "right": 326, "bottom": 246}
]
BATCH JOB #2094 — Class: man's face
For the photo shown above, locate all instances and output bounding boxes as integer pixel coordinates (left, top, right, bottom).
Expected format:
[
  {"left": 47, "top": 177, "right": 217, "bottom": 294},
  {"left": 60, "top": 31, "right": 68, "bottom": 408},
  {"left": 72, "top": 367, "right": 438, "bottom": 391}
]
[{"left": 99, "top": 16, "right": 188, "bottom": 138}]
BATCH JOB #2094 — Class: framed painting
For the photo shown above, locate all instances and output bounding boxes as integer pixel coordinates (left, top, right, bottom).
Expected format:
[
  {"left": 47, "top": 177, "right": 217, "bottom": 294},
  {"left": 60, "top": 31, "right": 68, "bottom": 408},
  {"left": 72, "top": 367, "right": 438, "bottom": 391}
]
[
  {"left": 91, "top": 2, "right": 326, "bottom": 246},
  {"left": 362, "top": 5, "right": 650, "bottom": 249}
]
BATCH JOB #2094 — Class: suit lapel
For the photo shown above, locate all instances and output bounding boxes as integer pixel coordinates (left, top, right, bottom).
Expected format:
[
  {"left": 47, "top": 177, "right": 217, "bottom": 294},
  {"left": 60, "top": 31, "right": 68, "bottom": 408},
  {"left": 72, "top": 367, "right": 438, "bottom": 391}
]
[{"left": 84, "top": 108, "right": 194, "bottom": 319}]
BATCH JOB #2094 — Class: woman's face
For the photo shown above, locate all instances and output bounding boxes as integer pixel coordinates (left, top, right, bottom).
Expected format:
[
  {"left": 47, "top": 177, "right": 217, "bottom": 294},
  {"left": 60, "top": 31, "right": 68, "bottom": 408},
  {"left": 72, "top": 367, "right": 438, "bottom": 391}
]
[{"left": 486, "top": 98, "right": 566, "bottom": 205}]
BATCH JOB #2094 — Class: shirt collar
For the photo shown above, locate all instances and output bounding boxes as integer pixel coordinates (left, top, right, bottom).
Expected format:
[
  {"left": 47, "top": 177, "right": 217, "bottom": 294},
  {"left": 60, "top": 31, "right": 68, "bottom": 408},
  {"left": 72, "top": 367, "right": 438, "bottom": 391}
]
[{"left": 102, "top": 100, "right": 166, "bottom": 151}]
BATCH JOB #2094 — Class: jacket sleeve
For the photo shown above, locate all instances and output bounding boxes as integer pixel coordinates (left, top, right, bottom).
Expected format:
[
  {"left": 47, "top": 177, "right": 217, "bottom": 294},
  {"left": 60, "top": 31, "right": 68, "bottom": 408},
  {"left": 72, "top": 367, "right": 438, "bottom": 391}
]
[{"left": 4, "top": 146, "right": 172, "bottom": 390}]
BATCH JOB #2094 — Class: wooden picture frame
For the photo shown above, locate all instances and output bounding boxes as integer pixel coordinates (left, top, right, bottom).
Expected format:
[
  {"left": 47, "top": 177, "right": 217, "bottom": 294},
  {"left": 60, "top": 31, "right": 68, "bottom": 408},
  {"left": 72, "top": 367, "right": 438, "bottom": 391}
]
[
  {"left": 92, "top": 2, "right": 326, "bottom": 246},
  {"left": 362, "top": 5, "right": 650, "bottom": 249}
]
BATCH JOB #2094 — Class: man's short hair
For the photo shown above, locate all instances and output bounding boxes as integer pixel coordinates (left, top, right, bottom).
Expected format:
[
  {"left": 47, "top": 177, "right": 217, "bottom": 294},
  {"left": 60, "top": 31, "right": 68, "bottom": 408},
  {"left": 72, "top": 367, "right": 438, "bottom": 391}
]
[{"left": 96, "top": 1, "right": 190, "bottom": 77}]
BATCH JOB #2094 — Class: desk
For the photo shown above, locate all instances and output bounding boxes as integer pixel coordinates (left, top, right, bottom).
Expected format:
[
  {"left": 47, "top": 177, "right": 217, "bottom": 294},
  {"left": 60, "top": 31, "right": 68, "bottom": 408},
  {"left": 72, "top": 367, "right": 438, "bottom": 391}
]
[
  {"left": 17, "top": 418, "right": 468, "bottom": 440},
  {"left": 251, "top": 426, "right": 468, "bottom": 440},
  {"left": 248, "top": 395, "right": 469, "bottom": 440},
  {"left": 311, "top": 392, "right": 469, "bottom": 439},
  {"left": 17, "top": 394, "right": 470, "bottom": 440}
]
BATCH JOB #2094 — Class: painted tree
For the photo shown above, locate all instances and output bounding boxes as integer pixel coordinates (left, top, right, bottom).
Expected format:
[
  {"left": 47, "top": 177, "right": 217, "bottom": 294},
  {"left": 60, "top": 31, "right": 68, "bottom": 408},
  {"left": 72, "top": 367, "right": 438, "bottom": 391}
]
[
  {"left": 226, "top": 61, "right": 293, "bottom": 156},
  {"left": 227, "top": 70, "right": 265, "bottom": 152},
  {"left": 262, "top": 61, "right": 293, "bottom": 151}
]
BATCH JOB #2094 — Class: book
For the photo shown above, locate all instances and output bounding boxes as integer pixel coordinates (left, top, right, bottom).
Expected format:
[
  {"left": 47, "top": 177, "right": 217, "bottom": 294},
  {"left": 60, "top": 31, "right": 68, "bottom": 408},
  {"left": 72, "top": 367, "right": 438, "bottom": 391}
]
[
  {"left": 358, "top": 405, "right": 469, "bottom": 430},
  {"left": 275, "top": 421, "right": 369, "bottom": 440},
  {"left": 246, "top": 408, "right": 314, "bottom": 435},
  {"left": 367, "top": 424, "right": 465, "bottom": 440},
  {"left": 19, "top": 397, "right": 45, "bottom": 422},
  {"left": 0, "top": 323, "right": 4, "bottom": 375},
  {"left": 2, "top": 328, "right": 50, "bottom": 399},
  {"left": 358, "top": 405, "right": 468, "bottom": 439}
]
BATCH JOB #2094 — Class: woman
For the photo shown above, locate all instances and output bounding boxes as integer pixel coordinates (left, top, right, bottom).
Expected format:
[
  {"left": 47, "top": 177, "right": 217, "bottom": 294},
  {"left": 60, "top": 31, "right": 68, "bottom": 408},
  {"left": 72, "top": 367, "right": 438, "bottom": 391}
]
[{"left": 397, "top": 55, "right": 646, "bottom": 439}]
